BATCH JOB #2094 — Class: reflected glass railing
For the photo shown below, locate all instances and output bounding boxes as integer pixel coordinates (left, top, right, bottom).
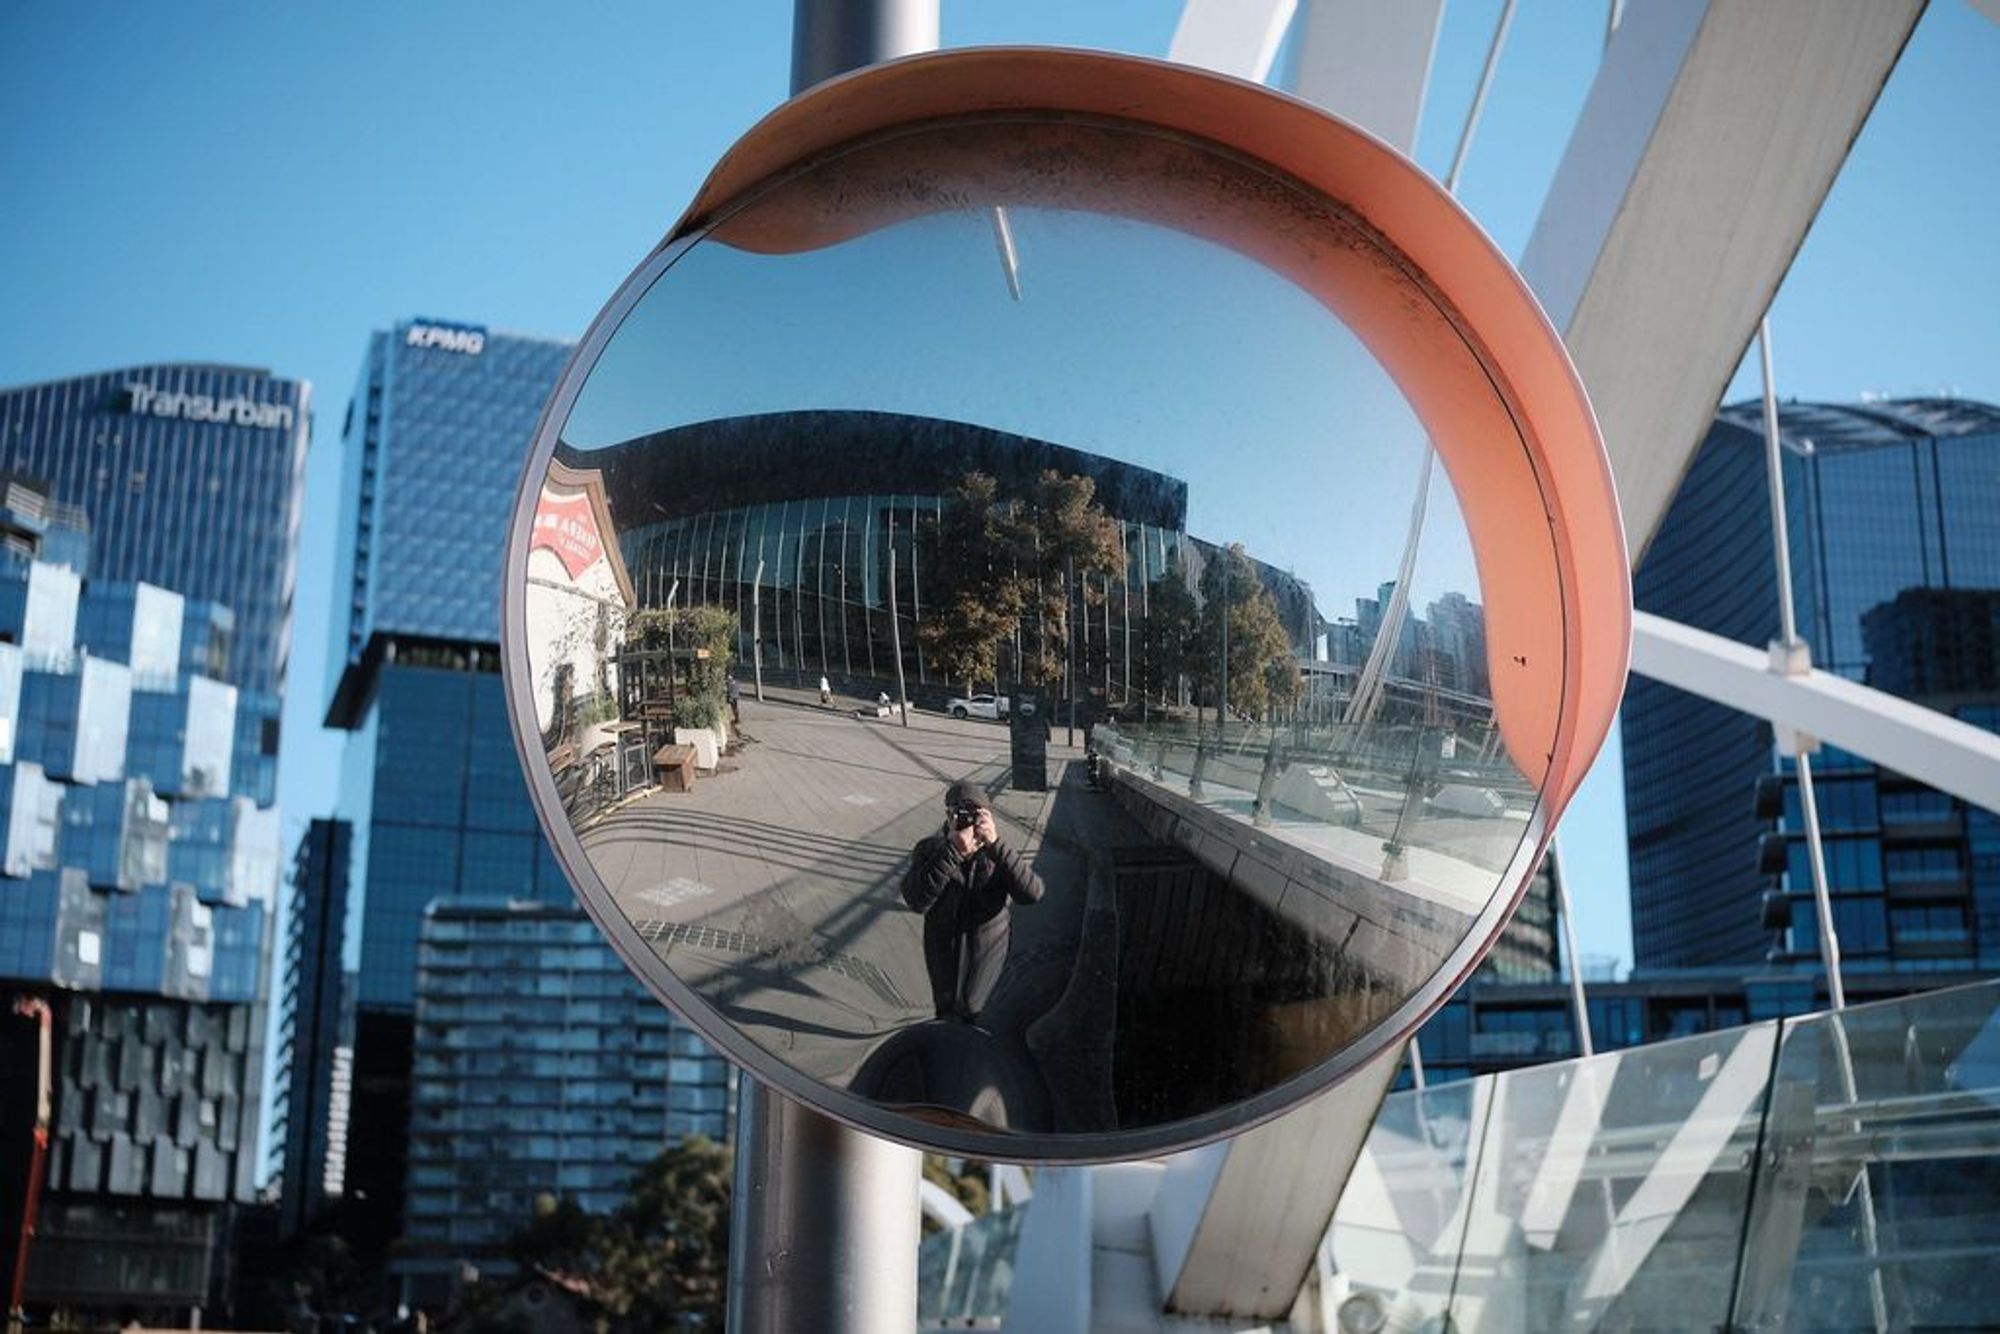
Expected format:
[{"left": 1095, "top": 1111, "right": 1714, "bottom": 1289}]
[
  {"left": 1320, "top": 978, "right": 2000, "bottom": 1332},
  {"left": 917, "top": 1204, "right": 1023, "bottom": 1330}
]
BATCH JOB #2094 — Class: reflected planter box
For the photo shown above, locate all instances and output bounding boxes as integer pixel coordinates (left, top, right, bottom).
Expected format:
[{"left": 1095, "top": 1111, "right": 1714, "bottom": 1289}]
[{"left": 673, "top": 725, "right": 723, "bottom": 771}]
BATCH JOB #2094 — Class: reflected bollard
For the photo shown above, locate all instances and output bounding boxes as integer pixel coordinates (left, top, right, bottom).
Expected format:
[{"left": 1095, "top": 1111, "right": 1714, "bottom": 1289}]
[{"left": 1252, "top": 732, "right": 1287, "bottom": 828}]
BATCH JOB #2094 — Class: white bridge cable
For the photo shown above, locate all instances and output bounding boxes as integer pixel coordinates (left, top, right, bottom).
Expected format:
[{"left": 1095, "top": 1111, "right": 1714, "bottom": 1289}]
[{"left": 1339, "top": 0, "right": 1516, "bottom": 729}]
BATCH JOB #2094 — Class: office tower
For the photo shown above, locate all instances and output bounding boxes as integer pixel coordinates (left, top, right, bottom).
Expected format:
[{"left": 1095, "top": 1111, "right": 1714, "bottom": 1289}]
[
  {"left": 321, "top": 318, "right": 575, "bottom": 1253},
  {"left": 0, "top": 477, "right": 282, "bottom": 1317},
  {"left": 397, "top": 898, "right": 735, "bottom": 1302},
  {"left": 321, "top": 318, "right": 737, "bottom": 1277},
  {"left": 1, "top": 366, "right": 311, "bottom": 807},
  {"left": 1625, "top": 398, "right": 2000, "bottom": 972},
  {"left": 272, "top": 818, "right": 352, "bottom": 1240}
]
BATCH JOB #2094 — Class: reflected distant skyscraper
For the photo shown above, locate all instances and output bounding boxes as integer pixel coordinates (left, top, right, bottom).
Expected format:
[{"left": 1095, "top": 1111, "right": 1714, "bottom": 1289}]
[{"left": 1625, "top": 399, "right": 2000, "bottom": 973}]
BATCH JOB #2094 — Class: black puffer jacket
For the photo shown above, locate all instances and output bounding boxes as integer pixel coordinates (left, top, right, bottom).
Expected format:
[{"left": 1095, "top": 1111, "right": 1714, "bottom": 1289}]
[{"left": 902, "top": 834, "right": 1045, "bottom": 930}]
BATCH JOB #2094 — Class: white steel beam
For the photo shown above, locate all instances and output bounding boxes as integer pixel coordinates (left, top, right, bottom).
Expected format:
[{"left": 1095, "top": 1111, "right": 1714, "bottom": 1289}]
[
  {"left": 1162, "top": 1037, "right": 1403, "bottom": 1319},
  {"left": 1168, "top": 0, "right": 1299, "bottom": 82},
  {"left": 1521, "top": 0, "right": 1924, "bottom": 560},
  {"left": 1291, "top": 0, "right": 1444, "bottom": 154},
  {"left": 1631, "top": 610, "right": 2000, "bottom": 814}
]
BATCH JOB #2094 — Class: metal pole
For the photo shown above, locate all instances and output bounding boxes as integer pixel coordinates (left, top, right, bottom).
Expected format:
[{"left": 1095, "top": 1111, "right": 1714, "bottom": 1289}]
[
  {"left": 1444, "top": 0, "right": 1518, "bottom": 195},
  {"left": 791, "top": 0, "right": 937, "bottom": 95},
  {"left": 727, "top": 1076, "right": 921, "bottom": 1334},
  {"left": 887, "top": 546, "right": 910, "bottom": 726},
  {"left": 752, "top": 560, "right": 766, "bottom": 703},
  {"left": 1066, "top": 554, "right": 1078, "bottom": 748},
  {"left": 721, "top": 10, "right": 938, "bottom": 1333},
  {"left": 1548, "top": 839, "right": 1594, "bottom": 1058},
  {"left": 1758, "top": 319, "right": 1843, "bottom": 1008},
  {"left": 1759, "top": 319, "right": 1886, "bottom": 1330},
  {"left": 1219, "top": 551, "right": 1230, "bottom": 731},
  {"left": 8, "top": 996, "right": 52, "bottom": 1329}
]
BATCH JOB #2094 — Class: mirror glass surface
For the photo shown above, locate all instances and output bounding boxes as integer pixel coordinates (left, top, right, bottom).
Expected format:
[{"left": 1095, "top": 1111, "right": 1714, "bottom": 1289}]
[{"left": 515, "top": 115, "right": 1564, "bottom": 1150}]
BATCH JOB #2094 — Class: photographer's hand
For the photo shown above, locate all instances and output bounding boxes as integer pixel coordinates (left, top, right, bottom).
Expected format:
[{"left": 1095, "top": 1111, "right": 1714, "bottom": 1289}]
[
  {"left": 974, "top": 809, "right": 1000, "bottom": 850},
  {"left": 949, "top": 821, "right": 981, "bottom": 858}
]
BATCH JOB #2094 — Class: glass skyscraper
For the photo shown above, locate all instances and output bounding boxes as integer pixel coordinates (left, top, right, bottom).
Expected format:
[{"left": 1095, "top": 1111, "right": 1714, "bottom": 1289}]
[
  {"left": 1625, "top": 398, "right": 2000, "bottom": 972},
  {"left": 273, "top": 818, "right": 353, "bottom": 1242},
  {"left": 1, "top": 365, "right": 310, "bottom": 808},
  {"left": 319, "top": 318, "right": 734, "bottom": 1275},
  {"left": 0, "top": 476, "right": 283, "bottom": 1316}
]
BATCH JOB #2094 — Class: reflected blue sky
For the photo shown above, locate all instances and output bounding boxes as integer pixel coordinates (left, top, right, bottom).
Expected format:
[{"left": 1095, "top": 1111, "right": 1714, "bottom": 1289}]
[{"left": 566, "top": 197, "right": 1486, "bottom": 629}]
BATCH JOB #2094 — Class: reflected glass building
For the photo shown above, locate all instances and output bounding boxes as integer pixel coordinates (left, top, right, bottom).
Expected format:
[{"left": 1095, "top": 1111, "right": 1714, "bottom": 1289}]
[
  {"left": 1625, "top": 398, "right": 2000, "bottom": 972},
  {"left": 562, "top": 409, "right": 1324, "bottom": 705}
]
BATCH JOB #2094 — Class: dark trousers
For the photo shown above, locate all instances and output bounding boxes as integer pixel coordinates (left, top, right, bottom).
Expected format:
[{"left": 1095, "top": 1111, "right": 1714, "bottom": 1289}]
[{"left": 924, "top": 912, "right": 1010, "bottom": 1020}]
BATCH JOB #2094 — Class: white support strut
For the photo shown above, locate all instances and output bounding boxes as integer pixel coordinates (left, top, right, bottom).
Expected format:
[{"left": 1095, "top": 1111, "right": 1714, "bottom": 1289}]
[{"left": 1631, "top": 610, "right": 2000, "bottom": 816}]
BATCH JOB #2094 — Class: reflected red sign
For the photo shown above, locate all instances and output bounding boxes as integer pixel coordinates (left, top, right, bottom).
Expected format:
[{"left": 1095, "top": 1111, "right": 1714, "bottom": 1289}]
[{"left": 530, "top": 490, "right": 603, "bottom": 582}]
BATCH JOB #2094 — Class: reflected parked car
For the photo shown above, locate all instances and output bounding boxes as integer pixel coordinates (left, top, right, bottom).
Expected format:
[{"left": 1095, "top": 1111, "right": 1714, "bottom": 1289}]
[{"left": 946, "top": 693, "right": 1011, "bottom": 720}]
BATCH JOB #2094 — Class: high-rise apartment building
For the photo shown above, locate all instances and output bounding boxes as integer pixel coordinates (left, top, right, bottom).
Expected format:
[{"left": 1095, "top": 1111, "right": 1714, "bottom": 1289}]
[
  {"left": 0, "top": 476, "right": 283, "bottom": 1317},
  {"left": 272, "top": 818, "right": 353, "bottom": 1240},
  {"left": 1625, "top": 398, "right": 2000, "bottom": 972},
  {"left": 398, "top": 899, "right": 735, "bottom": 1301},
  {"left": 318, "top": 318, "right": 733, "bottom": 1269}
]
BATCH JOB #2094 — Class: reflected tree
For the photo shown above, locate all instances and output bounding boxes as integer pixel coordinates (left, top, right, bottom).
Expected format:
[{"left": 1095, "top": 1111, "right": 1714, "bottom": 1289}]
[
  {"left": 918, "top": 471, "right": 1024, "bottom": 691},
  {"left": 919, "top": 469, "right": 1123, "bottom": 694},
  {"left": 1197, "top": 543, "right": 1301, "bottom": 723},
  {"left": 997, "top": 469, "right": 1126, "bottom": 691},
  {"left": 1137, "top": 566, "right": 1199, "bottom": 715}
]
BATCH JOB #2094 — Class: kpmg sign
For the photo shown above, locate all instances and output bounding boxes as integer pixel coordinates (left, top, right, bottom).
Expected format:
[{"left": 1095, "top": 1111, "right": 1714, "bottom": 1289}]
[
  {"left": 406, "top": 320, "right": 487, "bottom": 355},
  {"left": 122, "top": 383, "right": 295, "bottom": 431}
]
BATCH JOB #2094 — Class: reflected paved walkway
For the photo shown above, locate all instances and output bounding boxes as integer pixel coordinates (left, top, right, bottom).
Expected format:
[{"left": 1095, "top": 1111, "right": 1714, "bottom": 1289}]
[{"left": 578, "top": 692, "right": 1091, "bottom": 1086}]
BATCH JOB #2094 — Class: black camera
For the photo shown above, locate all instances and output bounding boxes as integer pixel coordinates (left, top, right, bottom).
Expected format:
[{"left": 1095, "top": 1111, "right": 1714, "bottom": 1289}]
[{"left": 949, "top": 804, "right": 981, "bottom": 831}]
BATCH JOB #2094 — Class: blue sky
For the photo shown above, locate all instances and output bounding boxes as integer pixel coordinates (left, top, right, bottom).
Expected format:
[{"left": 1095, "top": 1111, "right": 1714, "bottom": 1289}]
[{"left": 3, "top": 2, "right": 1997, "bottom": 972}]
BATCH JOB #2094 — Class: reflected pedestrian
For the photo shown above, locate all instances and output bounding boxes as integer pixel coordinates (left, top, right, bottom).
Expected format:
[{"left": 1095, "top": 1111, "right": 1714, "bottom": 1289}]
[
  {"left": 902, "top": 780, "right": 1045, "bottom": 1023},
  {"left": 726, "top": 676, "right": 742, "bottom": 727}
]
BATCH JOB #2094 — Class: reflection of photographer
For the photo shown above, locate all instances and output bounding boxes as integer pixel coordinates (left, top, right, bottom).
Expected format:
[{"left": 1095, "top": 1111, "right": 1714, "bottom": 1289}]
[{"left": 902, "top": 780, "right": 1045, "bottom": 1023}]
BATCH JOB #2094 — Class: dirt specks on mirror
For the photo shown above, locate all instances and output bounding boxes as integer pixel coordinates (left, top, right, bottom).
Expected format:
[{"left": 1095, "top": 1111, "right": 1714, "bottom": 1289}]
[{"left": 511, "top": 113, "right": 1565, "bottom": 1157}]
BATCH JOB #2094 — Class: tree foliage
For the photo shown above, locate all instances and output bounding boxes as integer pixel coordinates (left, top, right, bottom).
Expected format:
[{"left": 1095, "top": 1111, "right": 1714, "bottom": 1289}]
[
  {"left": 918, "top": 469, "right": 1125, "bottom": 691},
  {"left": 593, "top": 1134, "right": 733, "bottom": 1330},
  {"left": 917, "top": 472, "right": 1024, "bottom": 691},
  {"left": 627, "top": 605, "right": 739, "bottom": 731},
  {"left": 467, "top": 1135, "right": 734, "bottom": 1333},
  {"left": 921, "top": 1155, "right": 992, "bottom": 1236},
  {"left": 1003, "top": 470, "right": 1127, "bottom": 689},
  {"left": 1195, "top": 543, "right": 1302, "bottom": 722},
  {"left": 1136, "top": 565, "right": 1200, "bottom": 711}
]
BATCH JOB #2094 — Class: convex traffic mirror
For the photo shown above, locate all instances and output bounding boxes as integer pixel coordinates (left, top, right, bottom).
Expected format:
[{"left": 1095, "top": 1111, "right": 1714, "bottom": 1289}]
[{"left": 503, "top": 49, "right": 1628, "bottom": 1161}]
